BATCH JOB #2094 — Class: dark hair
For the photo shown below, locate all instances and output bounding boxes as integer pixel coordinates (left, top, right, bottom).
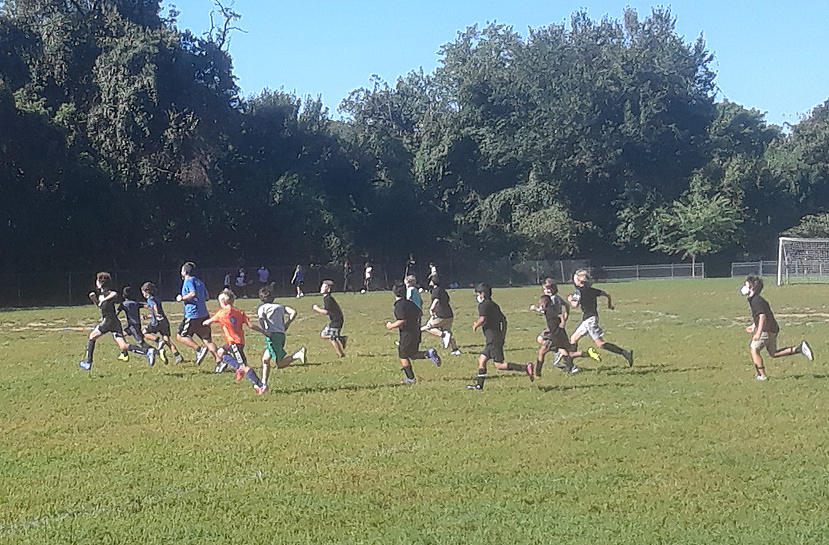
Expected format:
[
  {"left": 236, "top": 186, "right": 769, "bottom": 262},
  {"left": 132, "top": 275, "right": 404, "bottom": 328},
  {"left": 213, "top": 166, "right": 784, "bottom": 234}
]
[
  {"left": 122, "top": 286, "right": 135, "bottom": 300},
  {"left": 745, "top": 274, "right": 764, "bottom": 294},
  {"left": 430, "top": 274, "right": 441, "bottom": 287},
  {"left": 182, "top": 262, "right": 196, "bottom": 275},
  {"left": 140, "top": 281, "right": 157, "bottom": 295},
  {"left": 259, "top": 286, "right": 275, "bottom": 303},
  {"left": 475, "top": 282, "right": 492, "bottom": 298},
  {"left": 542, "top": 278, "right": 558, "bottom": 294},
  {"left": 538, "top": 294, "right": 552, "bottom": 306},
  {"left": 96, "top": 272, "right": 112, "bottom": 289},
  {"left": 322, "top": 279, "right": 335, "bottom": 290},
  {"left": 392, "top": 280, "right": 406, "bottom": 299}
]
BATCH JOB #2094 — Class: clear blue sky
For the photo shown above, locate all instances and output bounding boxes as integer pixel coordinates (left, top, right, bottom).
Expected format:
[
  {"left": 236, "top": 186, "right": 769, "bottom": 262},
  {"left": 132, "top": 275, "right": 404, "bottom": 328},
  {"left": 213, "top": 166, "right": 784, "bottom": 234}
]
[{"left": 165, "top": 0, "right": 828, "bottom": 127}]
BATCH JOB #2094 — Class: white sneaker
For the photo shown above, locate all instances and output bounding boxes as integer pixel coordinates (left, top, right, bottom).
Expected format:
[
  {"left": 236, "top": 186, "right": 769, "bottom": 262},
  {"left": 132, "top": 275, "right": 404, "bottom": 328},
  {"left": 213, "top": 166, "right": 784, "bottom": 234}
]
[
  {"left": 800, "top": 340, "right": 814, "bottom": 361},
  {"left": 450, "top": 349, "right": 462, "bottom": 356},
  {"left": 441, "top": 330, "right": 452, "bottom": 349},
  {"left": 754, "top": 374, "right": 768, "bottom": 381},
  {"left": 295, "top": 346, "right": 307, "bottom": 365}
]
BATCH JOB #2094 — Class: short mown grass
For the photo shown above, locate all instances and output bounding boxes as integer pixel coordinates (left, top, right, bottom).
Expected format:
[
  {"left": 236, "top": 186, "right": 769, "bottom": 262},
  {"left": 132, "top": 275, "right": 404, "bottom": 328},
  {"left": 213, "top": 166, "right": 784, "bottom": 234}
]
[{"left": 1, "top": 278, "right": 828, "bottom": 544}]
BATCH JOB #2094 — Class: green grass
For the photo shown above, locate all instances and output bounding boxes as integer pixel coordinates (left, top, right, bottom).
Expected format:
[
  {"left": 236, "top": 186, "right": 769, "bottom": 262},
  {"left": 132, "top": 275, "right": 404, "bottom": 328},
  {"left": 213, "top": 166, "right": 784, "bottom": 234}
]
[{"left": 2, "top": 279, "right": 829, "bottom": 544}]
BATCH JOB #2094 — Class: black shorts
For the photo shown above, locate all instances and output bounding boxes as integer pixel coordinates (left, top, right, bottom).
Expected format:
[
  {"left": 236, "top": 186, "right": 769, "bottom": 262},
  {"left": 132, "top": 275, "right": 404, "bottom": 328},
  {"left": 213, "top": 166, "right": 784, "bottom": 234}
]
[
  {"left": 541, "top": 329, "right": 570, "bottom": 351},
  {"left": 95, "top": 317, "right": 124, "bottom": 337},
  {"left": 397, "top": 331, "right": 422, "bottom": 360},
  {"left": 481, "top": 334, "right": 505, "bottom": 362},
  {"left": 178, "top": 317, "right": 213, "bottom": 342},
  {"left": 144, "top": 320, "right": 171, "bottom": 337},
  {"left": 223, "top": 343, "right": 247, "bottom": 366}
]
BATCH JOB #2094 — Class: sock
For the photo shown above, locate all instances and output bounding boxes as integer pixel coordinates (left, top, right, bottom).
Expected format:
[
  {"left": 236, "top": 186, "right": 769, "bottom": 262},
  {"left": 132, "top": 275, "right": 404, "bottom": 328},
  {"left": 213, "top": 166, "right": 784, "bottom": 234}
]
[
  {"left": 245, "top": 368, "right": 263, "bottom": 387},
  {"left": 156, "top": 339, "right": 164, "bottom": 349},
  {"left": 223, "top": 354, "right": 240, "bottom": 369},
  {"left": 475, "top": 372, "right": 486, "bottom": 388},
  {"left": 120, "top": 348, "right": 128, "bottom": 357},
  {"left": 402, "top": 365, "right": 415, "bottom": 380},
  {"left": 602, "top": 343, "right": 625, "bottom": 355},
  {"left": 85, "top": 339, "right": 96, "bottom": 363},
  {"left": 128, "top": 344, "right": 148, "bottom": 355}
]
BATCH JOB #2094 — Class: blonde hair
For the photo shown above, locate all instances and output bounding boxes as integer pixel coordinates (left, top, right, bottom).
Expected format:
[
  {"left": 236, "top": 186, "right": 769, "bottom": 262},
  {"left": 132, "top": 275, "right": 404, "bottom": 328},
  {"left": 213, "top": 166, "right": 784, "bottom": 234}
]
[
  {"left": 218, "top": 288, "right": 236, "bottom": 306},
  {"left": 404, "top": 274, "right": 417, "bottom": 286}
]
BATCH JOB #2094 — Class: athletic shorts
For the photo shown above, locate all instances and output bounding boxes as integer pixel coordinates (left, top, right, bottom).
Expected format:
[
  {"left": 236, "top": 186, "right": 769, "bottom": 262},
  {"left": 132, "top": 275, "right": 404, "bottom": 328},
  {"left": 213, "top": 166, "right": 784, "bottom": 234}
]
[
  {"left": 95, "top": 317, "right": 123, "bottom": 337},
  {"left": 540, "top": 329, "right": 570, "bottom": 351},
  {"left": 574, "top": 316, "right": 604, "bottom": 341},
  {"left": 124, "top": 324, "right": 144, "bottom": 343},
  {"left": 321, "top": 325, "right": 341, "bottom": 340},
  {"left": 223, "top": 343, "right": 247, "bottom": 366},
  {"left": 264, "top": 332, "right": 287, "bottom": 361},
  {"left": 425, "top": 315, "right": 453, "bottom": 331},
  {"left": 144, "top": 320, "right": 171, "bottom": 338},
  {"left": 481, "top": 336, "right": 505, "bottom": 363},
  {"left": 398, "top": 331, "right": 422, "bottom": 360},
  {"left": 178, "top": 317, "right": 213, "bottom": 342},
  {"left": 750, "top": 331, "right": 778, "bottom": 352}
]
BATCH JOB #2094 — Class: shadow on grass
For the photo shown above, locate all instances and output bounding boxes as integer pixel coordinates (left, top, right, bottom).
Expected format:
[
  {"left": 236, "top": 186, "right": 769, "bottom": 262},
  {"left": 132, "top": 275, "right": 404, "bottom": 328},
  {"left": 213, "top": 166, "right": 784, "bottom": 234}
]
[
  {"left": 598, "top": 363, "right": 725, "bottom": 376},
  {"left": 267, "top": 382, "right": 402, "bottom": 395},
  {"left": 788, "top": 373, "right": 829, "bottom": 380}
]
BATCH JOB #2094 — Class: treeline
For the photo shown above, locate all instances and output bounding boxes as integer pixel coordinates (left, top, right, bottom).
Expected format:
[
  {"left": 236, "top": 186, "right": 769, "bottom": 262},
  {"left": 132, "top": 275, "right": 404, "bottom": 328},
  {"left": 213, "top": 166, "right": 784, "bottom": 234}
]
[{"left": 1, "top": 1, "right": 828, "bottom": 274}]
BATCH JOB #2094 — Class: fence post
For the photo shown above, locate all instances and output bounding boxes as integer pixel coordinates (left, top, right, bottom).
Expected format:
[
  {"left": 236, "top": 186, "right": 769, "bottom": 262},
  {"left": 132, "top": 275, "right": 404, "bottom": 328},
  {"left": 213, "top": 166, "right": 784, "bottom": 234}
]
[
  {"left": 671, "top": 263, "right": 675, "bottom": 279},
  {"left": 68, "top": 272, "right": 72, "bottom": 306},
  {"left": 636, "top": 264, "right": 640, "bottom": 280}
]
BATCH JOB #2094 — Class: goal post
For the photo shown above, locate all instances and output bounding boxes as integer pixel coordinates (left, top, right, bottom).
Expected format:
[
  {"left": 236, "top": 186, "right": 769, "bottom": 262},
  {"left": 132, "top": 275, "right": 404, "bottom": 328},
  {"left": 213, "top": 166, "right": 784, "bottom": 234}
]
[{"left": 777, "top": 236, "right": 829, "bottom": 285}]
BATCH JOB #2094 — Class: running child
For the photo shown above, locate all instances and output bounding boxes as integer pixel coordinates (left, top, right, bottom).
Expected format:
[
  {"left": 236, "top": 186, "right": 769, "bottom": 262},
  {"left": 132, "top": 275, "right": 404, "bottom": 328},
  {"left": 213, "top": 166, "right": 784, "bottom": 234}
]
[
  {"left": 568, "top": 269, "right": 634, "bottom": 367},
  {"left": 116, "top": 286, "right": 151, "bottom": 362},
  {"left": 405, "top": 274, "right": 422, "bottom": 308},
  {"left": 312, "top": 280, "right": 348, "bottom": 357},
  {"left": 79, "top": 272, "right": 156, "bottom": 370},
  {"left": 385, "top": 281, "right": 441, "bottom": 384},
  {"left": 256, "top": 286, "right": 306, "bottom": 387},
  {"left": 467, "top": 283, "right": 533, "bottom": 390},
  {"left": 422, "top": 274, "right": 461, "bottom": 355},
  {"left": 203, "top": 289, "right": 268, "bottom": 395},
  {"left": 140, "top": 281, "right": 183, "bottom": 364},
  {"left": 741, "top": 274, "right": 813, "bottom": 380},
  {"left": 176, "top": 261, "right": 220, "bottom": 367}
]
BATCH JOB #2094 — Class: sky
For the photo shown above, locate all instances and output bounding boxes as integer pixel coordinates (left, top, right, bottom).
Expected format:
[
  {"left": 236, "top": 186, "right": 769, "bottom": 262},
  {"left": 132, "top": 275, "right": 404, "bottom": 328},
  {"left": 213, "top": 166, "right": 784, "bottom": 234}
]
[{"left": 164, "top": 0, "right": 829, "bottom": 127}]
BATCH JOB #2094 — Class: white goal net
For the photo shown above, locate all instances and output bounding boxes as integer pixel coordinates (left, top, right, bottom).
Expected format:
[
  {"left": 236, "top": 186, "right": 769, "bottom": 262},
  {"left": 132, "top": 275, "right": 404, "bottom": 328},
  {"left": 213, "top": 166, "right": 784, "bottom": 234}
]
[{"left": 777, "top": 237, "right": 829, "bottom": 285}]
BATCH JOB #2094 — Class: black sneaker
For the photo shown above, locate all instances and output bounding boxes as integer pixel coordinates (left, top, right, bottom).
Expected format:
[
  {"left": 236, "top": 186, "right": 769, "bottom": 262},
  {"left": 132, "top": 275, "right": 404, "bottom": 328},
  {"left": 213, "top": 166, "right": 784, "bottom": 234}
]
[
  {"left": 340, "top": 336, "right": 348, "bottom": 350},
  {"left": 622, "top": 349, "right": 634, "bottom": 367}
]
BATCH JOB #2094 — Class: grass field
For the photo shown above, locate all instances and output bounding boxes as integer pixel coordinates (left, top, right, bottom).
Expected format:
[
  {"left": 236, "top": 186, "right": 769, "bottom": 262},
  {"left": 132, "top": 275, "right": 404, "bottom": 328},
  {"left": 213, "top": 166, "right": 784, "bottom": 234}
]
[{"left": 1, "top": 278, "right": 828, "bottom": 544}]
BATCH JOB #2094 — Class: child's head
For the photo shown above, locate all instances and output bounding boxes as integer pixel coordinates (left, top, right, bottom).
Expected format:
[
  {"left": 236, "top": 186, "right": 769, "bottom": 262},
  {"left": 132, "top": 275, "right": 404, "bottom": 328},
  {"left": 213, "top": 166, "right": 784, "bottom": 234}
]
[
  {"left": 259, "top": 286, "right": 275, "bottom": 304},
  {"left": 140, "top": 281, "right": 157, "bottom": 296},
  {"left": 181, "top": 261, "right": 195, "bottom": 278},
  {"left": 429, "top": 275, "right": 441, "bottom": 288},
  {"left": 742, "top": 274, "right": 763, "bottom": 296},
  {"left": 392, "top": 280, "right": 407, "bottom": 299},
  {"left": 475, "top": 283, "right": 492, "bottom": 301},
  {"left": 404, "top": 274, "right": 417, "bottom": 287},
  {"left": 320, "top": 280, "right": 334, "bottom": 294},
  {"left": 542, "top": 278, "right": 558, "bottom": 295},
  {"left": 538, "top": 294, "right": 552, "bottom": 308},
  {"left": 96, "top": 272, "right": 112, "bottom": 290},
  {"left": 122, "top": 286, "right": 135, "bottom": 301},
  {"left": 218, "top": 288, "right": 236, "bottom": 307},
  {"left": 573, "top": 269, "right": 591, "bottom": 288}
]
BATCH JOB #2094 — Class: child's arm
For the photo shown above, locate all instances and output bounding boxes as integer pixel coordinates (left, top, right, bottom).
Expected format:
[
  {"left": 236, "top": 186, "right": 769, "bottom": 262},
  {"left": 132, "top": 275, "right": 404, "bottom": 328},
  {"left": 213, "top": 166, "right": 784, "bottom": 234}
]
[
  {"left": 472, "top": 315, "right": 485, "bottom": 332},
  {"left": 88, "top": 291, "right": 98, "bottom": 305},
  {"left": 312, "top": 304, "right": 328, "bottom": 316},
  {"left": 284, "top": 306, "right": 298, "bottom": 329},
  {"left": 600, "top": 290, "right": 614, "bottom": 310},
  {"left": 751, "top": 314, "right": 765, "bottom": 340},
  {"left": 202, "top": 313, "right": 219, "bottom": 327},
  {"left": 99, "top": 291, "right": 118, "bottom": 307},
  {"left": 386, "top": 319, "right": 404, "bottom": 330}
]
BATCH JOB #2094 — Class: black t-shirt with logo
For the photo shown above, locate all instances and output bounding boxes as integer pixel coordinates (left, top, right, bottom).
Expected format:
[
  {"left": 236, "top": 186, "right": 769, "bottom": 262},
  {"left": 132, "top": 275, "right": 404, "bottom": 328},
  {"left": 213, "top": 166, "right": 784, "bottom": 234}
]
[{"left": 576, "top": 285, "right": 602, "bottom": 319}]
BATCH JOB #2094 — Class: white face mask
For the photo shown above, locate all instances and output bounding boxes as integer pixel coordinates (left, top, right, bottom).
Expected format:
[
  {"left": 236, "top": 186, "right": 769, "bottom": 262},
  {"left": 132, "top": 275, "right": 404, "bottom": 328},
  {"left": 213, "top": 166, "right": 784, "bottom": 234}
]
[
  {"left": 475, "top": 294, "right": 484, "bottom": 303},
  {"left": 739, "top": 284, "right": 751, "bottom": 296}
]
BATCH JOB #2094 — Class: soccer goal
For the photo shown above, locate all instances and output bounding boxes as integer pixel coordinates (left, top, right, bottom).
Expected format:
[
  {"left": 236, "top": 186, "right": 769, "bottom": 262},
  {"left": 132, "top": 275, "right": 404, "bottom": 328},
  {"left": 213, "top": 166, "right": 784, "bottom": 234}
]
[{"left": 777, "top": 237, "right": 829, "bottom": 285}]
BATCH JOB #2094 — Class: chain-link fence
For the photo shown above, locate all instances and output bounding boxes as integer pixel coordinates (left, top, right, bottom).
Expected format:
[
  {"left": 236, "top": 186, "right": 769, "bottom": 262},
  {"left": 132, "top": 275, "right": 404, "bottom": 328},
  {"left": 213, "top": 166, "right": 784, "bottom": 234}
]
[
  {"left": 730, "top": 261, "right": 778, "bottom": 278},
  {"left": 0, "top": 259, "right": 705, "bottom": 308}
]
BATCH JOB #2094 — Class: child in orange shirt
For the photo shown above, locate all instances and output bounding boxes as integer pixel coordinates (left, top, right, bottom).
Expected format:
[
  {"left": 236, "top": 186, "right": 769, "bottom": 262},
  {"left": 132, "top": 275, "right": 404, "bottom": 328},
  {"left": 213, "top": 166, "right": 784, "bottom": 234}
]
[{"left": 203, "top": 289, "right": 268, "bottom": 395}]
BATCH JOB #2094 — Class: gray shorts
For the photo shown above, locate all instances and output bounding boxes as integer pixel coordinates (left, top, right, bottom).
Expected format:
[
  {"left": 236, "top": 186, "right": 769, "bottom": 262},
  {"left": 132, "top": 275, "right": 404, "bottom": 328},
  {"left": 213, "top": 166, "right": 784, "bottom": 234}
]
[
  {"left": 750, "top": 331, "right": 778, "bottom": 352},
  {"left": 574, "top": 316, "right": 603, "bottom": 340},
  {"left": 424, "top": 315, "right": 453, "bottom": 331},
  {"left": 321, "top": 325, "right": 341, "bottom": 340}
]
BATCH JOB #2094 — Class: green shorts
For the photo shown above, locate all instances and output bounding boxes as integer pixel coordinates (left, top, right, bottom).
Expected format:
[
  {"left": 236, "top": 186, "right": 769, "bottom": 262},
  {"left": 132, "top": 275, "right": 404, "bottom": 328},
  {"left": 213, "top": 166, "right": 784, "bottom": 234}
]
[{"left": 264, "top": 332, "right": 287, "bottom": 361}]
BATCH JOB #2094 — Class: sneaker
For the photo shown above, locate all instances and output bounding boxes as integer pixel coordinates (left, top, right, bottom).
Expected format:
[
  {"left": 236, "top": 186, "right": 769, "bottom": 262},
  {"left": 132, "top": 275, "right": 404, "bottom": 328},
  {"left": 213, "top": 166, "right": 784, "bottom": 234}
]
[
  {"left": 117, "top": 352, "right": 129, "bottom": 362},
  {"left": 340, "top": 336, "right": 348, "bottom": 350},
  {"left": 525, "top": 362, "right": 535, "bottom": 382},
  {"left": 568, "top": 365, "right": 580, "bottom": 374},
  {"left": 158, "top": 348, "right": 168, "bottom": 365},
  {"left": 441, "top": 330, "right": 452, "bottom": 349},
  {"left": 466, "top": 383, "right": 483, "bottom": 390},
  {"left": 754, "top": 374, "right": 768, "bottom": 381},
  {"left": 256, "top": 384, "right": 268, "bottom": 395},
  {"left": 450, "top": 349, "right": 462, "bottom": 356},
  {"left": 552, "top": 352, "right": 566, "bottom": 369},
  {"left": 427, "top": 348, "right": 441, "bottom": 367},
  {"left": 295, "top": 346, "right": 307, "bottom": 365},
  {"left": 622, "top": 349, "right": 634, "bottom": 367},
  {"left": 800, "top": 340, "right": 814, "bottom": 361},
  {"left": 174, "top": 352, "right": 184, "bottom": 364},
  {"left": 400, "top": 377, "right": 416, "bottom": 384},
  {"left": 587, "top": 347, "right": 602, "bottom": 362},
  {"left": 79, "top": 360, "right": 92, "bottom": 370},
  {"left": 194, "top": 346, "right": 208, "bottom": 366},
  {"left": 146, "top": 348, "right": 156, "bottom": 367},
  {"left": 214, "top": 360, "right": 228, "bottom": 374},
  {"left": 235, "top": 368, "right": 245, "bottom": 382}
]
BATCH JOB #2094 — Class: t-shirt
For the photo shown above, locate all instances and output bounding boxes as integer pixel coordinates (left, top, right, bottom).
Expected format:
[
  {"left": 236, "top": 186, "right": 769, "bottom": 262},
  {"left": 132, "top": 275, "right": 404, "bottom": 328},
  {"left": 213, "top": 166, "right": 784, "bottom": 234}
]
[
  {"left": 575, "top": 285, "right": 602, "bottom": 319},
  {"left": 210, "top": 306, "right": 249, "bottom": 345},
  {"left": 257, "top": 303, "right": 287, "bottom": 334},
  {"left": 394, "top": 298, "right": 423, "bottom": 344},
  {"left": 543, "top": 304, "right": 561, "bottom": 332},
  {"left": 430, "top": 286, "right": 453, "bottom": 319},
  {"left": 181, "top": 276, "right": 209, "bottom": 319},
  {"left": 323, "top": 293, "right": 344, "bottom": 328},
  {"left": 98, "top": 289, "right": 120, "bottom": 322},
  {"left": 257, "top": 268, "right": 270, "bottom": 283},
  {"left": 749, "top": 294, "right": 779, "bottom": 334},
  {"left": 478, "top": 298, "right": 507, "bottom": 343},
  {"left": 118, "top": 300, "right": 143, "bottom": 326},
  {"left": 406, "top": 286, "right": 422, "bottom": 308},
  {"left": 145, "top": 295, "right": 167, "bottom": 325}
]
